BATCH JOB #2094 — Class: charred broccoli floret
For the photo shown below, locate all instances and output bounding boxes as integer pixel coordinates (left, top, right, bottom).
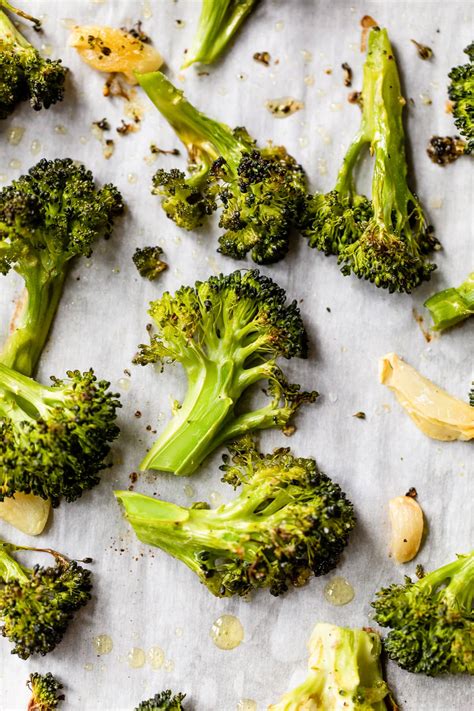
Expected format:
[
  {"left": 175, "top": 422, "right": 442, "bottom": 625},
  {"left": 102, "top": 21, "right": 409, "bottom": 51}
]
[
  {"left": 133, "top": 245, "right": 168, "bottom": 280},
  {"left": 0, "top": 0, "right": 67, "bottom": 119},
  {"left": 137, "top": 71, "right": 307, "bottom": 264},
  {"left": 135, "top": 690, "right": 186, "bottom": 711},
  {"left": 116, "top": 438, "right": 355, "bottom": 597},
  {"left": 301, "top": 27, "right": 438, "bottom": 293},
  {"left": 0, "top": 158, "right": 124, "bottom": 376},
  {"left": 448, "top": 43, "right": 474, "bottom": 152},
  {"left": 0, "top": 539, "right": 92, "bottom": 659},
  {"left": 269, "top": 623, "right": 395, "bottom": 710},
  {"left": 27, "top": 672, "right": 65, "bottom": 710},
  {"left": 134, "top": 270, "right": 317, "bottom": 476},
  {"left": 372, "top": 551, "right": 474, "bottom": 676},
  {"left": 426, "top": 135, "right": 467, "bottom": 165},
  {"left": 424, "top": 272, "right": 474, "bottom": 330},
  {"left": 182, "top": 0, "right": 259, "bottom": 69},
  {"left": 0, "top": 363, "right": 121, "bottom": 506}
]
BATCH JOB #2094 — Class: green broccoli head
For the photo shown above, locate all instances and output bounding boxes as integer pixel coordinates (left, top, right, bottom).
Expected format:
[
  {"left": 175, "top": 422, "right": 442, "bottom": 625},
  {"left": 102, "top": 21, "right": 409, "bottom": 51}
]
[
  {"left": 151, "top": 166, "right": 218, "bottom": 231},
  {"left": 372, "top": 551, "right": 474, "bottom": 676},
  {"left": 0, "top": 1, "right": 67, "bottom": 119},
  {"left": 448, "top": 43, "right": 474, "bottom": 153},
  {"left": 134, "top": 269, "right": 316, "bottom": 475},
  {"left": 133, "top": 245, "right": 168, "bottom": 280},
  {"left": 0, "top": 539, "right": 92, "bottom": 659},
  {"left": 116, "top": 438, "right": 355, "bottom": 598},
  {"left": 135, "top": 690, "right": 186, "bottom": 711},
  {"left": 27, "top": 672, "right": 65, "bottom": 710},
  {"left": 0, "top": 364, "right": 121, "bottom": 506}
]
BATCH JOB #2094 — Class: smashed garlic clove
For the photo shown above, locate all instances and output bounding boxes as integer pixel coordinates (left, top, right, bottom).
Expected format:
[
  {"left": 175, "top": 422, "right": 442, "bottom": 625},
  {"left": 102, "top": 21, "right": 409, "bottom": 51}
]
[
  {"left": 0, "top": 493, "right": 51, "bottom": 535},
  {"left": 389, "top": 496, "right": 424, "bottom": 563}
]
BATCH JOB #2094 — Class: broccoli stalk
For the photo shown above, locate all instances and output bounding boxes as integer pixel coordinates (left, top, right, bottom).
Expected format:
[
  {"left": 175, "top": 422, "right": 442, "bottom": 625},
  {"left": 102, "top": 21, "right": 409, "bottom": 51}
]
[
  {"left": 135, "top": 690, "right": 186, "bottom": 711},
  {"left": 372, "top": 551, "right": 474, "bottom": 675},
  {"left": 0, "top": 158, "right": 124, "bottom": 376},
  {"left": 27, "top": 672, "right": 65, "bottom": 711},
  {"left": 269, "top": 624, "right": 395, "bottom": 711},
  {"left": 302, "top": 27, "right": 438, "bottom": 293},
  {"left": 424, "top": 272, "right": 474, "bottom": 330},
  {"left": 137, "top": 70, "right": 307, "bottom": 264},
  {"left": 448, "top": 43, "right": 474, "bottom": 152},
  {"left": 182, "top": 0, "right": 259, "bottom": 69},
  {"left": 0, "top": 538, "right": 92, "bottom": 659},
  {"left": 116, "top": 438, "right": 355, "bottom": 598},
  {"left": 134, "top": 270, "right": 317, "bottom": 476}
]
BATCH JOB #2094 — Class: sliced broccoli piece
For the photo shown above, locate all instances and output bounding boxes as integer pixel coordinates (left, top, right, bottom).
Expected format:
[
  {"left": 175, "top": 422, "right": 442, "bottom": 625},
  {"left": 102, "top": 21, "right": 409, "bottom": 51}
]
[
  {"left": 424, "top": 272, "right": 474, "bottom": 330},
  {"left": 135, "top": 690, "right": 186, "bottom": 711},
  {"left": 27, "top": 672, "right": 65, "bottom": 710},
  {"left": 138, "top": 71, "right": 307, "bottom": 264},
  {"left": 269, "top": 623, "right": 395, "bottom": 710},
  {"left": 372, "top": 551, "right": 474, "bottom": 675},
  {"left": 182, "top": 0, "right": 259, "bottom": 69},
  {"left": 0, "top": 0, "right": 67, "bottom": 119},
  {"left": 0, "top": 364, "right": 121, "bottom": 506},
  {"left": 301, "top": 27, "right": 438, "bottom": 293},
  {"left": 426, "top": 135, "right": 467, "bottom": 165},
  {"left": 133, "top": 246, "right": 168, "bottom": 280},
  {"left": 0, "top": 158, "right": 124, "bottom": 376},
  {"left": 116, "top": 438, "right": 355, "bottom": 597},
  {"left": 134, "top": 269, "right": 317, "bottom": 476},
  {"left": 448, "top": 43, "right": 474, "bottom": 152},
  {"left": 0, "top": 538, "right": 92, "bottom": 659}
]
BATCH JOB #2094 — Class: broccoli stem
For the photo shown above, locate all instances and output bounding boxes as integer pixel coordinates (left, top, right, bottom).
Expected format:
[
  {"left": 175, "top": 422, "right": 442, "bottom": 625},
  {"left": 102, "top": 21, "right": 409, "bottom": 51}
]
[
  {"left": 335, "top": 132, "right": 370, "bottom": 197},
  {"left": 0, "top": 361, "right": 67, "bottom": 425},
  {"left": 417, "top": 553, "right": 474, "bottom": 612},
  {"left": 0, "top": 2, "right": 34, "bottom": 49},
  {"left": 424, "top": 272, "right": 474, "bottom": 330},
  {"left": 0, "top": 541, "right": 28, "bottom": 584}
]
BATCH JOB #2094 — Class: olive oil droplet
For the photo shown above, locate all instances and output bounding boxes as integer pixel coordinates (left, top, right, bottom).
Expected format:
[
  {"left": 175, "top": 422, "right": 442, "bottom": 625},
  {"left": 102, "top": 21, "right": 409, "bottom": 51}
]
[
  {"left": 210, "top": 614, "right": 244, "bottom": 650},
  {"left": 93, "top": 634, "right": 113, "bottom": 655},
  {"left": 237, "top": 700, "right": 257, "bottom": 711},
  {"left": 324, "top": 576, "right": 354, "bottom": 606},
  {"left": 148, "top": 646, "right": 165, "bottom": 669},
  {"left": 127, "top": 647, "right": 146, "bottom": 668}
]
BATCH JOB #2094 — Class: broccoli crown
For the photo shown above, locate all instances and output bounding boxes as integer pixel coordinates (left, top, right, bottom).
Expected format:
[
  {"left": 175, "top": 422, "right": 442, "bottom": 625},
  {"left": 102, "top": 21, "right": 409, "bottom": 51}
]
[
  {"left": 0, "top": 364, "right": 121, "bottom": 506},
  {"left": 0, "top": 1, "right": 67, "bottom": 119},
  {"left": 424, "top": 271, "right": 474, "bottom": 330},
  {"left": 116, "top": 438, "right": 355, "bottom": 598},
  {"left": 372, "top": 551, "right": 474, "bottom": 676},
  {"left": 134, "top": 269, "right": 316, "bottom": 476},
  {"left": 28, "top": 672, "right": 65, "bottom": 710},
  {"left": 135, "top": 690, "right": 186, "bottom": 711},
  {"left": 138, "top": 71, "right": 307, "bottom": 264},
  {"left": 269, "top": 623, "right": 395, "bottom": 711},
  {"left": 301, "top": 27, "right": 438, "bottom": 293},
  {"left": 448, "top": 43, "right": 474, "bottom": 152},
  {"left": 426, "top": 135, "right": 466, "bottom": 165},
  {"left": 132, "top": 245, "right": 168, "bottom": 280},
  {"left": 0, "top": 539, "right": 92, "bottom": 659}
]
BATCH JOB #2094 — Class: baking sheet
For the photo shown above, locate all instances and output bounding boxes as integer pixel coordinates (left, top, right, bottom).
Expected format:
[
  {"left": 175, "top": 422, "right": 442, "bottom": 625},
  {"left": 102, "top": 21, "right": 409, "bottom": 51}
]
[{"left": 0, "top": 0, "right": 472, "bottom": 708}]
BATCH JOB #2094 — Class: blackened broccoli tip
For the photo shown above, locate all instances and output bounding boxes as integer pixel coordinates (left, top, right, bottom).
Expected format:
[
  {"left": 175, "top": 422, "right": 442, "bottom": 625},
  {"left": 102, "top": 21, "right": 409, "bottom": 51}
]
[
  {"left": 301, "top": 27, "right": 438, "bottom": 293},
  {"left": 137, "top": 70, "right": 307, "bottom": 264},
  {"left": 116, "top": 438, "right": 355, "bottom": 598},
  {"left": 427, "top": 135, "right": 466, "bottom": 165},
  {"left": 27, "top": 672, "right": 65, "bottom": 710},
  {"left": 133, "top": 269, "right": 317, "bottom": 476},
  {"left": 424, "top": 271, "right": 474, "bottom": 330},
  {"left": 0, "top": 539, "right": 92, "bottom": 659},
  {"left": 0, "top": 0, "right": 68, "bottom": 119},
  {"left": 133, "top": 245, "right": 168, "bottom": 280},
  {"left": 0, "top": 158, "right": 124, "bottom": 376},
  {"left": 372, "top": 551, "right": 474, "bottom": 676},
  {"left": 181, "top": 0, "right": 259, "bottom": 69},
  {"left": 0, "top": 363, "right": 121, "bottom": 506},
  {"left": 134, "top": 690, "right": 186, "bottom": 711},
  {"left": 448, "top": 43, "right": 474, "bottom": 153},
  {"left": 269, "top": 623, "right": 395, "bottom": 711}
]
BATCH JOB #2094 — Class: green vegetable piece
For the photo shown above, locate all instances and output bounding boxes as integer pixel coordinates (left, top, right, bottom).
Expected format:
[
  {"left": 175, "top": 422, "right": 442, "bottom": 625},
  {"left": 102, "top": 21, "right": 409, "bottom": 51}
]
[
  {"left": 27, "top": 672, "right": 65, "bottom": 710},
  {"left": 133, "top": 246, "right": 168, "bottom": 280},
  {"left": 135, "top": 690, "right": 186, "bottom": 711},
  {"left": 448, "top": 43, "right": 474, "bottom": 152},
  {"left": 424, "top": 272, "right": 474, "bottom": 330}
]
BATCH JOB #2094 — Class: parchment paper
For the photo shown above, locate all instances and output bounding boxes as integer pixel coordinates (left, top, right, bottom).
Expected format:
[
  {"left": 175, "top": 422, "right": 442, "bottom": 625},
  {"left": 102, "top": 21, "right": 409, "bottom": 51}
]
[{"left": 0, "top": 1, "right": 472, "bottom": 709}]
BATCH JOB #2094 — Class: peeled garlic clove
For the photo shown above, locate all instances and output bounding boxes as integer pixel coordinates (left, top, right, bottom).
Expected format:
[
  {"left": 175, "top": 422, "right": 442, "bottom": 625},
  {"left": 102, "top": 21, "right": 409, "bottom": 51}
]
[
  {"left": 389, "top": 496, "right": 424, "bottom": 563},
  {"left": 0, "top": 493, "right": 51, "bottom": 536}
]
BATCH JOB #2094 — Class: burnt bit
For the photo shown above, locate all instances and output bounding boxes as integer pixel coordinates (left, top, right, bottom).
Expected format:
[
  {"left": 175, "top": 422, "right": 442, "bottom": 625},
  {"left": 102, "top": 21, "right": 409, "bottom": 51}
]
[
  {"left": 93, "top": 118, "right": 110, "bottom": 131},
  {"left": 150, "top": 143, "right": 180, "bottom": 156},
  {"left": 360, "top": 15, "right": 378, "bottom": 52},
  {"left": 353, "top": 411, "right": 366, "bottom": 419},
  {"left": 427, "top": 136, "right": 466, "bottom": 165},
  {"left": 253, "top": 51, "right": 271, "bottom": 66},
  {"left": 197, "top": 71, "right": 210, "bottom": 76},
  {"left": 405, "top": 487, "right": 418, "bottom": 498},
  {"left": 103, "top": 74, "right": 130, "bottom": 100},
  {"left": 282, "top": 424, "right": 296, "bottom": 437},
  {"left": 116, "top": 120, "right": 136, "bottom": 136},
  {"left": 121, "top": 20, "right": 151, "bottom": 43},
  {"left": 134, "top": 410, "right": 142, "bottom": 418},
  {"left": 412, "top": 307, "right": 432, "bottom": 343},
  {"left": 347, "top": 91, "right": 362, "bottom": 106},
  {"left": 415, "top": 563, "right": 425, "bottom": 579},
  {"left": 411, "top": 39, "right": 433, "bottom": 60},
  {"left": 341, "top": 62, "right": 352, "bottom": 87}
]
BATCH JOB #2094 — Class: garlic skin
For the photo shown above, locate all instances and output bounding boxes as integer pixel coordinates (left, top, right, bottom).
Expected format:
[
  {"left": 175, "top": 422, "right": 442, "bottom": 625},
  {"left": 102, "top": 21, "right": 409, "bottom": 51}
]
[{"left": 389, "top": 496, "right": 424, "bottom": 563}]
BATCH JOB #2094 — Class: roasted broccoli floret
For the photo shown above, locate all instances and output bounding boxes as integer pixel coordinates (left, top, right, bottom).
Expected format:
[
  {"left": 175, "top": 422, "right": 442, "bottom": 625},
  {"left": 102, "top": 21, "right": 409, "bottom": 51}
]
[
  {"left": 0, "top": 363, "right": 121, "bottom": 506},
  {"left": 133, "top": 246, "right": 168, "bottom": 280},
  {"left": 0, "top": 158, "right": 124, "bottom": 376},
  {"left": 424, "top": 272, "right": 474, "bottom": 330},
  {"left": 134, "top": 270, "right": 317, "bottom": 476},
  {"left": 448, "top": 43, "right": 474, "bottom": 152},
  {"left": 137, "top": 71, "right": 307, "bottom": 264},
  {"left": 135, "top": 690, "right": 186, "bottom": 711},
  {"left": 269, "top": 623, "right": 395, "bottom": 710},
  {"left": 27, "top": 672, "right": 65, "bottom": 710},
  {"left": 116, "top": 438, "right": 355, "bottom": 597},
  {"left": 182, "top": 0, "right": 259, "bottom": 69},
  {"left": 0, "top": 0, "right": 67, "bottom": 119},
  {"left": 0, "top": 538, "right": 92, "bottom": 659},
  {"left": 372, "top": 551, "right": 474, "bottom": 676},
  {"left": 426, "top": 135, "right": 467, "bottom": 165},
  {"left": 301, "top": 27, "right": 438, "bottom": 293}
]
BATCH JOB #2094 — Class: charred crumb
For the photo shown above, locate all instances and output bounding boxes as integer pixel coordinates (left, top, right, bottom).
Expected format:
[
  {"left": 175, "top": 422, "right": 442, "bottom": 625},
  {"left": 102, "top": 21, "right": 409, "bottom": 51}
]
[
  {"left": 197, "top": 71, "right": 210, "bottom": 76},
  {"left": 253, "top": 51, "right": 271, "bottom": 66},
  {"left": 135, "top": 411, "right": 142, "bottom": 418},
  {"left": 123, "top": 369, "right": 131, "bottom": 377},
  {"left": 103, "top": 139, "right": 115, "bottom": 159},
  {"left": 121, "top": 20, "right": 151, "bottom": 43},
  {"left": 427, "top": 135, "right": 466, "bottom": 165},
  {"left": 150, "top": 143, "right": 180, "bottom": 156},
  {"left": 353, "top": 411, "right": 366, "bottom": 419},
  {"left": 116, "top": 120, "right": 135, "bottom": 135},
  {"left": 347, "top": 91, "right": 362, "bottom": 106},
  {"left": 93, "top": 118, "right": 110, "bottom": 131},
  {"left": 324, "top": 67, "right": 332, "bottom": 75},
  {"left": 342, "top": 62, "right": 352, "bottom": 86},
  {"left": 103, "top": 74, "right": 130, "bottom": 100},
  {"left": 326, "top": 307, "right": 331, "bottom": 312},
  {"left": 415, "top": 563, "right": 425, "bottom": 579},
  {"left": 282, "top": 424, "right": 296, "bottom": 437},
  {"left": 411, "top": 39, "right": 433, "bottom": 60},
  {"left": 405, "top": 487, "right": 418, "bottom": 498}
]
